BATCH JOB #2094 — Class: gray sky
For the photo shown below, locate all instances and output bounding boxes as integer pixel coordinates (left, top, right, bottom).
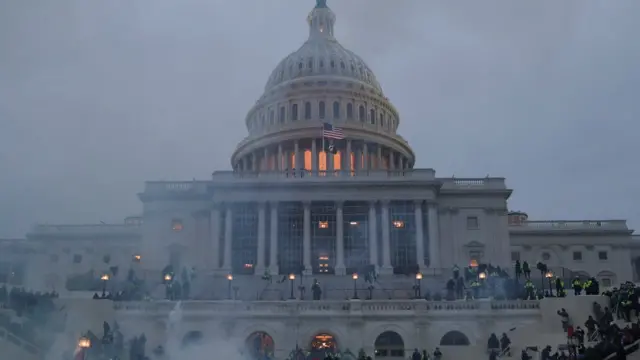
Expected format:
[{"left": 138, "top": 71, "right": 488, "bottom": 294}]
[{"left": 0, "top": 0, "right": 639, "bottom": 238}]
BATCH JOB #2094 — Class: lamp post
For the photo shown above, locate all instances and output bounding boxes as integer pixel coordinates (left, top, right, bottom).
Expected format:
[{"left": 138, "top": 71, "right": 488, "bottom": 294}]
[
  {"left": 415, "top": 273, "right": 423, "bottom": 299},
  {"left": 132, "top": 254, "right": 142, "bottom": 263},
  {"left": 164, "top": 273, "right": 173, "bottom": 300},
  {"left": 289, "top": 273, "right": 296, "bottom": 300},
  {"left": 227, "top": 274, "right": 233, "bottom": 300},
  {"left": 78, "top": 335, "right": 91, "bottom": 360},
  {"left": 545, "top": 271, "right": 554, "bottom": 296},
  {"left": 469, "top": 259, "right": 479, "bottom": 281},
  {"left": 100, "top": 274, "right": 110, "bottom": 296},
  {"left": 352, "top": 273, "right": 359, "bottom": 299}
]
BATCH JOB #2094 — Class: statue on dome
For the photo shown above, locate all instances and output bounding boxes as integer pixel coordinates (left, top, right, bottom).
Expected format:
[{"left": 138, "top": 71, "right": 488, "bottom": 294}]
[{"left": 315, "top": 0, "right": 328, "bottom": 8}]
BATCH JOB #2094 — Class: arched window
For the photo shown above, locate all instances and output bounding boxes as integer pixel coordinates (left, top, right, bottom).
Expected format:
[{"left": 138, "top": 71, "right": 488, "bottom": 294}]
[
  {"left": 330, "top": 60, "right": 335, "bottom": 68},
  {"left": 269, "top": 109, "right": 275, "bottom": 125},
  {"left": 340, "top": 61, "right": 345, "bottom": 70},
  {"left": 298, "top": 62, "right": 303, "bottom": 70},
  {"left": 305, "top": 102, "right": 312, "bottom": 120},
  {"left": 310, "top": 333, "right": 337, "bottom": 351},
  {"left": 319, "top": 101, "right": 326, "bottom": 119},
  {"left": 374, "top": 331, "right": 405, "bottom": 358},
  {"left": 369, "top": 109, "right": 376, "bottom": 125},
  {"left": 291, "top": 104, "right": 298, "bottom": 121},
  {"left": 279, "top": 106, "right": 285, "bottom": 123},
  {"left": 308, "top": 58, "right": 313, "bottom": 69},
  {"left": 333, "top": 101, "right": 340, "bottom": 119},
  {"left": 359, "top": 106, "right": 365, "bottom": 122},
  {"left": 346, "top": 103, "right": 353, "bottom": 119},
  {"left": 245, "top": 331, "right": 275, "bottom": 358},
  {"left": 380, "top": 113, "right": 385, "bottom": 128},
  {"left": 319, "top": 60, "right": 324, "bottom": 68},
  {"left": 439, "top": 331, "right": 470, "bottom": 346}
]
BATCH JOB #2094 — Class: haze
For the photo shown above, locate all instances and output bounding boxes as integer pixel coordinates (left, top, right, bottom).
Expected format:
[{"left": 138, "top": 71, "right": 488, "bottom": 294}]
[{"left": 0, "top": 0, "right": 639, "bottom": 238}]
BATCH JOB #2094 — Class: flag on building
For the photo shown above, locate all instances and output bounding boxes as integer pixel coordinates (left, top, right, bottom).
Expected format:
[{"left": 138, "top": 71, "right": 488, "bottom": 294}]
[{"left": 322, "top": 123, "right": 345, "bottom": 140}]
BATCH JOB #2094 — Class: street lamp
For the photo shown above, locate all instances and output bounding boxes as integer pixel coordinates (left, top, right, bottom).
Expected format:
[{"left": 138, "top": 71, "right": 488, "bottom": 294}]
[
  {"left": 478, "top": 272, "right": 487, "bottom": 280},
  {"left": 415, "top": 273, "right": 423, "bottom": 299},
  {"left": 164, "top": 273, "right": 172, "bottom": 282},
  {"left": 227, "top": 274, "right": 233, "bottom": 300},
  {"left": 133, "top": 254, "right": 142, "bottom": 263},
  {"left": 288, "top": 273, "right": 296, "bottom": 299},
  {"left": 352, "top": 273, "right": 359, "bottom": 299},
  {"left": 78, "top": 335, "right": 91, "bottom": 360},
  {"left": 100, "top": 274, "right": 110, "bottom": 296},
  {"left": 545, "top": 271, "right": 554, "bottom": 296}
]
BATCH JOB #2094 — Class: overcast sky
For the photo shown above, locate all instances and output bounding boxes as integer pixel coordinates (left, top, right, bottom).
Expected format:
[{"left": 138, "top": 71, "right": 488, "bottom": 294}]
[{"left": 0, "top": 0, "right": 638, "bottom": 238}]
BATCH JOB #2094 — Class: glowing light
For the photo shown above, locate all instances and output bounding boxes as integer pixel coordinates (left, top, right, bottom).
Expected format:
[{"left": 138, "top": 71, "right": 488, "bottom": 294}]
[
  {"left": 469, "top": 259, "right": 479, "bottom": 268},
  {"left": 164, "top": 274, "right": 172, "bottom": 282},
  {"left": 78, "top": 336, "right": 91, "bottom": 349},
  {"left": 416, "top": 273, "right": 423, "bottom": 280},
  {"left": 392, "top": 220, "right": 404, "bottom": 228},
  {"left": 100, "top": 274, "right": 110, "bottom": 281},
  {"left": 479, "top": 272, "right": 487, "bottom": 279},
  {"left": 227, "top": 274, "right": 233, "bottom": 281},
  {"left": 319, "top": 221, "right": 329, "bottom": 229},
  {"left": 545, "top": 271, "right": 554, "bottom": 278},
  {"left": 352, "top": 273, "right": 358, "bottom": 280},
  {"left": 289, "top": 273, "right": 296, "bottom": 280},
  {"left": 133, "top": 254, "right": 142, "bottom": 262},
  {"left": 349, "top": 221, "right": 358, "bottom": 225}
]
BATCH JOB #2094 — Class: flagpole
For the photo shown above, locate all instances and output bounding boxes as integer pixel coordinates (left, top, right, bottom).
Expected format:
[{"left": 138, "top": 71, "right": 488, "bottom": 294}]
[{"left": 321, "top": 124, "right": 325, "bottom": 155}]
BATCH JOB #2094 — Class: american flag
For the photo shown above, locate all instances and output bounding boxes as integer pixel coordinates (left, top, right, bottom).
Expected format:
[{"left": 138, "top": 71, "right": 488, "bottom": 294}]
[{"left": 322, "top": 123, "right": 345, "bottom": 140}]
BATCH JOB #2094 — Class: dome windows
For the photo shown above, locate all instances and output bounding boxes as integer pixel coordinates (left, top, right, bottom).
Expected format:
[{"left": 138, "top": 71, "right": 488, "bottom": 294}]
[
  {"left": 308, "top": 58, "right": 313, "bottom": 70},
  {"left": 359, "top": 105, "right": 365, "bottom": 122},
  {"left": 279, "top": 106, "right": 285, "bottom": 123},
  {"left": 380, "top": 113, "right": 385, "bottom": 128},
  {"left": 330, "top": 60, "right": 335, "bottom": 69},
  {"left": 269, "top": 109, "right": 275, "bottom": 125},
  {"left": 333, "top": 101, "right": 340, "bottom": 119},
  {"left": 298, "top": 62, "right": 303, "bottom": 70},
  {"left": 291, "top": 104, "right": 299, "bottom": 121},
  {"left": 340, "top": 61, "right": 346, "bottom": 70},
  {"left": 319, "top": 101, "right": 326, "bottom": 119},
  {"left": 346, "top": 103, "right": 353, "bottom": 119},
  {"left": 305, "top": 102, "right": 312, "bottom": 120},
  {"left": 370, "top": 109, "right": 376, "bottom": 125}
]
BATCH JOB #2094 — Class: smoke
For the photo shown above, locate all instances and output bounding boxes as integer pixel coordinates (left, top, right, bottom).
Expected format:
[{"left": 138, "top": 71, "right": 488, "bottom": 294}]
[{"left": 167, "top": 337, "right": 247, "bottom": 360}]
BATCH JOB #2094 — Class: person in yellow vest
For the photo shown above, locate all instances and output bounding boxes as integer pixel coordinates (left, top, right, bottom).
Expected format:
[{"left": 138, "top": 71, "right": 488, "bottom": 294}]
[
  {"left": 470, "top": 280, "right": 481, "bottom": 299},
  {"left": 524, "top": 280, "right": 535, "bottom": 300},
  {"left": 572, "top": 277, "right": 583, "bottom": 296}
]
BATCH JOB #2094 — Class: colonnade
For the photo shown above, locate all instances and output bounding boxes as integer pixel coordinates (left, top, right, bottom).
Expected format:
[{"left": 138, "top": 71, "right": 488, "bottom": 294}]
[
  {"left": 209, "top": 200, "right": 440, "bottom": 276},
  {"left": 235, "top": 139, "right": 413, "bottom": 174}
]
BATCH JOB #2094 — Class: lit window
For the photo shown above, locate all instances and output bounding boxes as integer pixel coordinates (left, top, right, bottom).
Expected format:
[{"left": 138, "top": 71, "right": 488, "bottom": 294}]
[
  {"left": 573, "top": 251, "right": 582, "bottom": 261},
  {"left": 244, "top": 263, "right": 254, "bottom": 269},
  {"left": 466, "top": 216, "right": 479, "bottom": 229},
  {"left": 319, "top": 221, "right": 329, "bottom": 229},
  {"left": 172, "top": 219, "right": 184, "bottom": 232},
  {"left": 392, "top": 220, "right": 404, "bottom": 228},
  {"left": 598, "top": 251, "right": 608, "bottom": 260},
  {"left": 319, "top": 256, "right": 329, "bottom": 261},
  {"left": 349, "top": 221, "right": 358, "bottom": 226}
]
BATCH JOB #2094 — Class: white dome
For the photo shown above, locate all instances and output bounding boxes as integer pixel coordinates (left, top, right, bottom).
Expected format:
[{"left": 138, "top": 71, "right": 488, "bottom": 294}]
[{"left": 264, "top": 3, "right": 383, "bottom": 93}]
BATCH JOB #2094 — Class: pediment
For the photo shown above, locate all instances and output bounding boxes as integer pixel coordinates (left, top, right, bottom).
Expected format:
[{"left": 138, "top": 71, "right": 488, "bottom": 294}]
[{"left": 464, "top": 241, "right": 485, "bottom": 249}]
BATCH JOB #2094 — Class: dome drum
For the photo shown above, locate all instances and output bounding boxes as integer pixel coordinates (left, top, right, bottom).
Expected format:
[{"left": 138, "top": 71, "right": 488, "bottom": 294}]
[{"left": 230, "top": 137, "right": 413, "bottom": 176}]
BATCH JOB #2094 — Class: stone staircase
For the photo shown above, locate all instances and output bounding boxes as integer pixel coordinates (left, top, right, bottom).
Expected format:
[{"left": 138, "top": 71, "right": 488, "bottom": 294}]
[{"left": 0, "top": 325, "right": 40, "bottom": 360}]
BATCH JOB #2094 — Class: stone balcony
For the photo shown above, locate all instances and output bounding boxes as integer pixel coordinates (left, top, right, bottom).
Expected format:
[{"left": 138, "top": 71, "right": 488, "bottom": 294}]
[
  {"left": 141, "top": 170, "right": 508, "bottom": 196},
  {"left": 509, "top": 219, "right": 633, "bottom": 235},
  {"left": 113, "top": 299, "right": 540, "bottom": 319}
]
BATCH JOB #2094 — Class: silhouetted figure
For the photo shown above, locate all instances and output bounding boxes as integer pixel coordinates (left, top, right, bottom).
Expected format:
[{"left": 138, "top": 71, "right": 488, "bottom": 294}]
[{"left": 311, "top": 279, "right": 322, "bottom": 300}]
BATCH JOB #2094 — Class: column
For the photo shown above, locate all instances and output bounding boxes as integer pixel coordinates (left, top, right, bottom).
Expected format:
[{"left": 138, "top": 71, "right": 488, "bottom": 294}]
[
  {"left": 346, "top": 140, "right": 352, "bottom": 174},
  {"left": 222, "top": 205, "right": 233, "bottom": 272},
  {"left": 269, "top": 202, "right": 279, "bottom": 275},
  {"left": 363, "top": 143, "right": 369, "bottom": 171},
  {"left": 377, "top": 146, "right": 383, "bottom": 169},
  {"left": 328, "top": 148, "right": 334, "bottom": 175},
  {"left": 210, "top": 205, "right": 221, "bottom": 270},
  {"left": 255, "top": 202, "right": 266, "bottom": 275},
  {"left": 263, "top": 147, "right": 269, "bottom": 171},
  {"left": 354, "top": 147, "right": 362, "bottom": 172},
  {"left": 303, "top": 201, "right": 312, "bottom": 275},
  {"left": 335, "top": 201, "right": 346, "bottom": 275},
  {"left": 388, "top": 150, "right": 395, "bottom": 170},
  {"left": 368, "top": 201, "right": 378, "bottom": 268},
  {"left": 427, "top": 202, "right": 441, "bottom": 270},
  {"left": 239, "top": 159, "right": 245, "bottom": 172},
  {"left": 414, "top": 201, "right": 425, "bottom": 271},
  {"left": 311, "top": 139, "right": 318, "bottom": 175},
  {"left": 380, "top": 200, "right": 393, "bottom": 274},
  {"left": 294, "top": 140, "right": 300, "bottom": 175},
  {"left": 277, "top": 143, "right": 283, "bottom": 171}
]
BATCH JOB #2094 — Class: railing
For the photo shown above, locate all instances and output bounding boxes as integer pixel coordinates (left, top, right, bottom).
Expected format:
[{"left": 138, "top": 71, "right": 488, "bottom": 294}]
[
  {"left": 510, "top": 220, "right": 629, "bottom": 230},
  {"left": 142, "top": 172, "right": 507, "bottom": 193},
  {"left": 0, "top": 325, "right": 40, "bottom": 356},
  {"left": 30, "top": 224, "right": 141, "bottom": 235},
  {"left": 113, "top": 299, "right": 540, "bottom": 317}
]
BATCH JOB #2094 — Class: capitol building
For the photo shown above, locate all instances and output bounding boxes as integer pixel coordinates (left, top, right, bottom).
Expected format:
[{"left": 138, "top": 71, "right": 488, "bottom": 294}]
[{"left": 1, "top": 1, "right": 639, "bottom": 359}]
